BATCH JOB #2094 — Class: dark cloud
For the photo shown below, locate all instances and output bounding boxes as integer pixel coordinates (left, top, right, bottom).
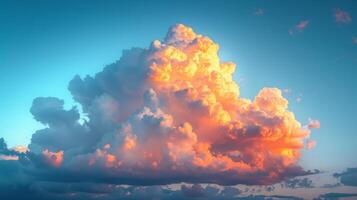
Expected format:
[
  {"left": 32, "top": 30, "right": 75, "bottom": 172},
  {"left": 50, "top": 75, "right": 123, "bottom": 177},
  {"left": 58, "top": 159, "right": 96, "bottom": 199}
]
[
  {"left": 181, "top": 184, "right": 206, "bottom": 198},
  {"left": 0, "top": 179, "right": 306, "bottom": 200},
  {"left": 321, "top": 183, "right": 341, "bottom": 189},
  {"left": 265, "top": 185, "right": 275, "bottom": 192},
  {"left": 334, "top": 167, "right": 357, "bottom": 187},
  {"left": 29, "top": 97, "right": 92, "bottom": 154},
  {"left": 238, "top": 195, "right": 303, "bottom": 200},
  {"left": 0, "top": 138, "right": 7, "bottom": 152},
  {"left": 316, "top": 192, "right": 357, "bottom": 200}
]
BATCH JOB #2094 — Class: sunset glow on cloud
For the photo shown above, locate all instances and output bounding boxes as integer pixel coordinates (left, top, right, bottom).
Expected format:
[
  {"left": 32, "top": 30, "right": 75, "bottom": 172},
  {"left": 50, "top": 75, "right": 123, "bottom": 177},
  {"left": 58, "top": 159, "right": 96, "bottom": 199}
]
[
  {"left": 2, "top": 0, "right": 357, "bottom": 198},
  {"left": 289, "top": 20, "right": 310, "bottom": 35},
  {"left": 17, "top": 24, "right": 319, "bottom": 186}
]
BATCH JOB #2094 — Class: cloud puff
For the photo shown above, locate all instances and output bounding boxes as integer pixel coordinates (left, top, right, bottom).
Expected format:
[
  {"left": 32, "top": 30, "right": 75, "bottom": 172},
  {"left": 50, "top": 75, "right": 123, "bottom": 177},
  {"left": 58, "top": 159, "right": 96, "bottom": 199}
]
[
  {"left": 334, "top": 167, "right": 357, "bottom": 187},
  {"left": 334, "top": 9, "right": 352, "bottom": 24},
  {"left": 353, "top": 37, "right": 357, "bottom": 45},
  {"left": 289, "top": 20, "right": 309, "bottom": 35},
  {"left": 254, "top": 8, "right": 264, "bottom": 16},
  {"left": 306, "top": 140, "right": 316, "bottom": 150},
  {"left": 3, "top": 24, "right": 317, "bottom": 187},
  {"left": 308, "top": 118, "right": 320, "bottom": 129}
]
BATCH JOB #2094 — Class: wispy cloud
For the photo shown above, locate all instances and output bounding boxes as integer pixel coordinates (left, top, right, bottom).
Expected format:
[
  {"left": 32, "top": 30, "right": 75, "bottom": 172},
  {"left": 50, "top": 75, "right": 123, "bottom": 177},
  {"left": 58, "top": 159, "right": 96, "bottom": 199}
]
[
  {"left": 254, "top": 8, "right": 264, "bottom": 16},
  {"left": 289, "top": 20, "right": 310, "bottom": 35},
  {"left": 296, "top": 20, "right": 310, "bottom": 31},
  {"left": 282, "top": 88, "right": 291, "bottom": 94},
  {"left": 334, "top": 9, "right": 352, "bottom": 24},
  {"left": 353, "top": 37, "right": 357, "bottom": 45}
]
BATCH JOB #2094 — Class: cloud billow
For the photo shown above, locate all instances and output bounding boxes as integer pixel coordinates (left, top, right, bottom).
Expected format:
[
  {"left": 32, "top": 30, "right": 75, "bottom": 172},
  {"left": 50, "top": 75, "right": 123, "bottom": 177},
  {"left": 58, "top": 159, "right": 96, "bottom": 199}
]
[{"left": 2, "top": 24, "right": 318, "bottom": 187}]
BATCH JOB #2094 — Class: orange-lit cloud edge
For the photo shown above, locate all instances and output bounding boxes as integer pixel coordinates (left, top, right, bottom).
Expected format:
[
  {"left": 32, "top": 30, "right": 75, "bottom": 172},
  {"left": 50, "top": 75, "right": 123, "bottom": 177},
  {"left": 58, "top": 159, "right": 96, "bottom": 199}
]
[{"left": 19, "top": 24, "right": 320, "bottom": 186}]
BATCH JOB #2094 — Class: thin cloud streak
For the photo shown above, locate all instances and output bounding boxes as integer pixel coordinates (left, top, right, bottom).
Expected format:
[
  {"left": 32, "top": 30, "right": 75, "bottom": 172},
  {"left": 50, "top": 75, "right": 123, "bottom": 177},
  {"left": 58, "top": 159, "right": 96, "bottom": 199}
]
[{"left": 289, "top": 20, "right": 310, "bottom": 35}]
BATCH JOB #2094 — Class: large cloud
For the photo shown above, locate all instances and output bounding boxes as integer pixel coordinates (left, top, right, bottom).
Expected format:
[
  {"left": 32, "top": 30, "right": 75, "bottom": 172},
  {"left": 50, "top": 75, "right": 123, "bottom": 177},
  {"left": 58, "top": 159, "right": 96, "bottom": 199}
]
[{"left": 4, "top": 24, "right": 318, "bottom": 187}]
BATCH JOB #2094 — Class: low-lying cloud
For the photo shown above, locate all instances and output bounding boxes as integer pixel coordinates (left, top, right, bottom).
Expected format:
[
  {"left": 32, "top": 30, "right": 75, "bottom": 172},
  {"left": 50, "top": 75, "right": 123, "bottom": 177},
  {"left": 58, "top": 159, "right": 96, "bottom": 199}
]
[{"left": 334, "top": 167, "right": 357, "bottom": 187}]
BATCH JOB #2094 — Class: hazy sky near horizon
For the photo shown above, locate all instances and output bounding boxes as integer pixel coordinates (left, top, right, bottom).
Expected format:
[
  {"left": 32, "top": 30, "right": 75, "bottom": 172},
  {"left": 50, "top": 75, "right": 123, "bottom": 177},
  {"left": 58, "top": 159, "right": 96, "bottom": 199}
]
[{"left": 0, "top": 1, "right": 357, "bottom": 198}]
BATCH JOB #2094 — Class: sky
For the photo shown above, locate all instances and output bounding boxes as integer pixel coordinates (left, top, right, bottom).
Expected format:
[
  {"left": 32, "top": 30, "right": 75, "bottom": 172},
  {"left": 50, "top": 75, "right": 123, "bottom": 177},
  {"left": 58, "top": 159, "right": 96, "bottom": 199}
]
[{"left": 0, "top": 0, "right": 357, "bottom": 199}]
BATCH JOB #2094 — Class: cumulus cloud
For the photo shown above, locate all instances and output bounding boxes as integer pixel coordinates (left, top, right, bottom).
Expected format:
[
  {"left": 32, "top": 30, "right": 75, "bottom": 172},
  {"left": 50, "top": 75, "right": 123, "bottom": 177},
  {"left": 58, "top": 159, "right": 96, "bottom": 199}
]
[
  {"left": 334, "top": 9, "right": 352, "bottom": 24},
  {"left": 289, "top": 20, "right": 309, "bottom": 35},
  {"left": 0, "top": 24, "right": 317, "bottom": 189}
]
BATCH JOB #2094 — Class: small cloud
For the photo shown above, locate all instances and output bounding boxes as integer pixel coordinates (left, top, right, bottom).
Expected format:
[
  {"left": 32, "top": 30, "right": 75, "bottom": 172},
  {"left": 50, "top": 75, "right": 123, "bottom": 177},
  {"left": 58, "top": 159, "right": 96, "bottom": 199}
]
[
  {"left": 296, "top": 20, "right": 309, "bottom": 31},
  {"left": 0, "top": 154, "right": 18, "bottom": 160},
  {"left": 254, "top": 8, "right": 264, "bottom": 16},
  {"left": 353, "top": 37, "right": 357, "bottom": 45},
  {"left": 308, "top": 118, "right": 320, "bottom": 129},
  {"left": 306, "top": 140, "right": 316, "bottom": 150},
  {"left": 334, "top": 9, "right": 352, "bottom": 24},
  {"left": 282, "top": 88, "right": 291, "bottom": 94},
  {"left": 281, "top": 177, "right": 314, "bottom": 189},
  {"left": 289, "top": 20, "right": 310, "bottom": 35},
  {"left": 296, "top": 97, "right": 302, "bottom": 103},
  {"left": 11, "top": 145, "right": 29, "bottom": 153}
]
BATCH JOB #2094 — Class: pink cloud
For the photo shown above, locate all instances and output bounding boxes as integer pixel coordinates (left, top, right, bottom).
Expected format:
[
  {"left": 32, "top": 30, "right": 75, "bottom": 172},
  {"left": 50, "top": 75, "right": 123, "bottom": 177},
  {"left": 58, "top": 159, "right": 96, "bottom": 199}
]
[
  {"left": 12, "top": 145, "right": 29, "bottom": 153},
  {"left": 334, "top": 9, "right": 352, "bottom": 24},
  {"left": 308, "top": 118, "right": 320, "bottom": 129},
  {"left": 296, "top": 20, "right": 309, "bottom": 31},
  {"left": 289, "top": 20, "right": 309, "bottom": 35},
  {"left": 306, "top": 140, "right": 316, "bottom": 150},
  {"left": 0, "top": 154, "right": 19, "bottom": 160}
]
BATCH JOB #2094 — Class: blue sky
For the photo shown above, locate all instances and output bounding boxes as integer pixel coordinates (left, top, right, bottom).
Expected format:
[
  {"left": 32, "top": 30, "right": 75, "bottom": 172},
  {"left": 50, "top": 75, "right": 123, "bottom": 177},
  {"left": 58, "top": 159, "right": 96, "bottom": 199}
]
[{"left": 0, "top": 0, "right": 356, "bottom": 196}]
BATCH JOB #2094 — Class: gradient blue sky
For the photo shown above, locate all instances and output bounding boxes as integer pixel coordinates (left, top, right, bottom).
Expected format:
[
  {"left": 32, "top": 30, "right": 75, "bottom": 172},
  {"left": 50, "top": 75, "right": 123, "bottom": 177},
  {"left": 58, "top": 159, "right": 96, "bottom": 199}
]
[{"left": 0, "top": 0, "right": 356, "bottom": 175}]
